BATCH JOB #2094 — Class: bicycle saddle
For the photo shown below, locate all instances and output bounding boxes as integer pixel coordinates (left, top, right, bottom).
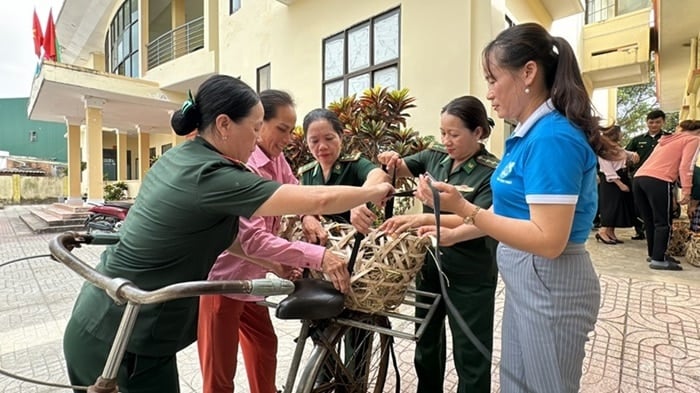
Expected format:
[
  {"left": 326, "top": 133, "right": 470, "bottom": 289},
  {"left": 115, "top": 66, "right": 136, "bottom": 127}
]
[{"left": 275, "top": 278, "right": 345, "bottom": 320}]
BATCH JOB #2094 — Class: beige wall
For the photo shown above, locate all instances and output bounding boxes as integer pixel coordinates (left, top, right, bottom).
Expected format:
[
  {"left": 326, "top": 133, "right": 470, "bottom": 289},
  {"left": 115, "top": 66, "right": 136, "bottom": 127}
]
[{"left": 216, "top": 0, "right": 520, "bottom": 152}]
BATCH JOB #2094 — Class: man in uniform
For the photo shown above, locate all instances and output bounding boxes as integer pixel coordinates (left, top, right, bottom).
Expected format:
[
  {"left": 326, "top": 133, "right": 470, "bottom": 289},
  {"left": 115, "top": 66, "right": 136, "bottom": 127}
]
[{"left": 626, "top": 110, "right": 671, "bottom": 239}]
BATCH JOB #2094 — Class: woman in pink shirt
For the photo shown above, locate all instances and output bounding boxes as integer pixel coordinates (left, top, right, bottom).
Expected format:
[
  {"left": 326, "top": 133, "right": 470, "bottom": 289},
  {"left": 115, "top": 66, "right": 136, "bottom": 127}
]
[
  {"left": 197, "top": 90, "right": 341, "bottom": 393},
  {"left": 633, "top": 119, "right": 700, "bottom": 270}
]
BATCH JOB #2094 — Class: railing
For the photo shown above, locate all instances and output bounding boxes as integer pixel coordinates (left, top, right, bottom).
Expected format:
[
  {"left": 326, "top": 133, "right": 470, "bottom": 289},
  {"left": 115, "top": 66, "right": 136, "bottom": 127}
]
[{"left": 146, "top": 17, "right": 204, "bottom": 70}]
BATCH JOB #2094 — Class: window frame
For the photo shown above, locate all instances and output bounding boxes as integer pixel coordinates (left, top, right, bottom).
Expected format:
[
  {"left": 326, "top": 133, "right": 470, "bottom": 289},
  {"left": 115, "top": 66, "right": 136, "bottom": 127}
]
[
  {"left": 257, "top": 63, "right": 271, "bottom": 92},
  {"left": 321, "top": 7, "right": 401, "bottom": 107},
  {"left": 230, "top": 0, "right": 242, "bottom": 15}
]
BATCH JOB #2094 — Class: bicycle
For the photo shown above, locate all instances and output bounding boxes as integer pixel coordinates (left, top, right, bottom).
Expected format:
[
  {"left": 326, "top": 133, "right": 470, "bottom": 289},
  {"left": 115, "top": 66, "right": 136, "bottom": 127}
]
[{"left": 46, "top": 231, "right": 296, "bottom": 393}]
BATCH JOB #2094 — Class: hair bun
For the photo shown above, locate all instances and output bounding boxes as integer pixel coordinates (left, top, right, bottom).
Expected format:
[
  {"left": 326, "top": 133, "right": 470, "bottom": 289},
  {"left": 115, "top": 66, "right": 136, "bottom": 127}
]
[{"left": 171, "top": 99, "right": 201, "bottom": 136}]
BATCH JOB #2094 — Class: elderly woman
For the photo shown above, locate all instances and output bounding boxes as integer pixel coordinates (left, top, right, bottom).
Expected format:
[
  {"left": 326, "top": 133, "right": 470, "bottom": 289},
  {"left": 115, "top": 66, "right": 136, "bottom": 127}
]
[
  {"left": 378, "top": 95, "right": 498, "bottom": 393},
  {"left": 62, "top": 75, "right": 393, "bottom": 393},
  {"left": 415, "top": 23, "right": 625, "bottom": 393}
]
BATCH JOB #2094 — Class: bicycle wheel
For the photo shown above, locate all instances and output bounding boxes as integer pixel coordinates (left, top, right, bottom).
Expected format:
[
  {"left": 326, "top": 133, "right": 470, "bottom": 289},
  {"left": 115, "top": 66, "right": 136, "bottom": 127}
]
[{"left": 295, "top": 316, "right": 392, "bottom": 393}]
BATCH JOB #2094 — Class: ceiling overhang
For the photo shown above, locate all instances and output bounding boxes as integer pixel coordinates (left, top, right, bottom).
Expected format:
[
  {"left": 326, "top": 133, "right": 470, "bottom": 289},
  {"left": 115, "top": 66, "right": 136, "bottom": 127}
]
[
  {"left": 541, "top": 0, "right": 584, "bottom": 20},
  {"left": 56, "top": 0, "right": 115, "bottom": 66},
  {"left": 28, "top": 61, "right": 186, "bottom": 134},
  {"left": 655, "top": 0, "right": 700, "bottom": 111}
]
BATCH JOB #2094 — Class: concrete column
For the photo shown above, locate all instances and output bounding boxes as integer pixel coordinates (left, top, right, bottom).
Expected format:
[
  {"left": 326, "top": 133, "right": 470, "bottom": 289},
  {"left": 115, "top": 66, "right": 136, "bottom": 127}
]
[
  {"left": 141, "top": 0, "right": 149, "bottom": 72},
  {"left": 137, "top": 126, "right": 150, "bottom": 180},
  {"left": 116, "top": 130, "right": 128, "bottom": 181},
  {"left": 172, "top": 0, "right": 186, "bottom": 57},
  {"left": 83, "top": 96, "right": 106, "bottom": 204},
  {"left": 469, "top": 0, "right": 506, "bottom": 156},
  {"left": 65, "top": 120, "right": 83, "bottom": 205}
]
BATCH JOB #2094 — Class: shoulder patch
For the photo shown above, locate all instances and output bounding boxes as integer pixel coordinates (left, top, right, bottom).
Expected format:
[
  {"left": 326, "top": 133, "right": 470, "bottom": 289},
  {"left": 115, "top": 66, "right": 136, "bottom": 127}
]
[
  {"left": 430, "top": 144, "right": 447, "bottom": 153},
  {"left": 339, "top": 152, "right": 362, "bottom": 162},
  {"left": 297, "top": 161, "right": 318, "bottom": 176},
  {"left": 476, "top": 154, "right": 500, "bottom": 169}
]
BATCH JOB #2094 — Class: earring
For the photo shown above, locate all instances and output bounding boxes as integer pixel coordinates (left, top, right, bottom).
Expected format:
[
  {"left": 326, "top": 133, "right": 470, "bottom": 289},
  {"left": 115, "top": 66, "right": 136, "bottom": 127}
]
[
  {"left": 525, "top": 87, "right": 530, "bottom": 94},
  {"left": 223, "top": 136, "right": 228, "bottom": 141}
]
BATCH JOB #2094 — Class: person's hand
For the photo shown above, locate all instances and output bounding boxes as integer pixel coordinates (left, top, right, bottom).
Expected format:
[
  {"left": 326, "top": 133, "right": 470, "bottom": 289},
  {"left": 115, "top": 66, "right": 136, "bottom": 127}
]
[
  {"left": 377, "top": 151, "right": 402, "bottom": 172},
  {"left": 320, "top": 250, "right": 350, "bottom": 293},
  {"left": 379, "top": 215, "right": 425, "bottom": 236},
  {"left": 415, "top": 174, "right": 465, "bottom": 213},
  {"left": 365, "top": 183, "right": 395, "bottom": 207},
  {"left": 350, "top": 205, "right": 376, "bottom": 234},
  {"left": 417, "top": 225, "right": 460, "bottom": 247},
  {"left": 617, "top": 183, "right": 630, "bottom": 192},
  {"left": 269, "top": 263, "right": 303, "bottom": 280},
  {"left": 680, "top": 193, "right": 691, "bottom": 205},
  {"left": 301, "top": 215, "right": 328, "bottom": 245},
  {"left": 629, "top": 152, "right": 640, "bottom": 165}
]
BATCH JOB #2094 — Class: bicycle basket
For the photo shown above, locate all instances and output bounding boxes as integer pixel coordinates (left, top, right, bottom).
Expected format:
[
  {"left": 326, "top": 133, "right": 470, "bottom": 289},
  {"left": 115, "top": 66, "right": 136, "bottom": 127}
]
[{"left": 279, "top": 216, "right": 430, "bottom": 314}]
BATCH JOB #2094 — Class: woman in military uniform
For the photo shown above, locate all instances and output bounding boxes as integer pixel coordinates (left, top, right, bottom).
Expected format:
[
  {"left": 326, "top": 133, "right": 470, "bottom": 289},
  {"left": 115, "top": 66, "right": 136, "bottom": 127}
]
[
  {"left": 62, "top": 75, "right": 393, "bottom": 393},
  {"left": 378, "top": 96, "right": 498, "bottom": 393},
  {"left": 298, "top": 108, "right": 390, "bottom": 234}
]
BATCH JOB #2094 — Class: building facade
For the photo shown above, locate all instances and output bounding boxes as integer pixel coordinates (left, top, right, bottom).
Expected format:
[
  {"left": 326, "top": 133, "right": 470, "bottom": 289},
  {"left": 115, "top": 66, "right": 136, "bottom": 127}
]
[{"left": 36, "top": 0, "right": 700, "bottom": 203}]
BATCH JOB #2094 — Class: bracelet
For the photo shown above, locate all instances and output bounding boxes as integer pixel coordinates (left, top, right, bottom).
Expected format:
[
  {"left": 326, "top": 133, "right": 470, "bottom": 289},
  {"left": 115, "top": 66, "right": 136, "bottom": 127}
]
[{"left": 462, "top": 205, "right": 481, "bottom": 226}]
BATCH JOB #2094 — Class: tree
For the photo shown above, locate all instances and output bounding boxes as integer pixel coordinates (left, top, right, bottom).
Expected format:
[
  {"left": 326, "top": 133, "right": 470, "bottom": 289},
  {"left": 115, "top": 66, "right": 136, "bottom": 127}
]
[{"left": 616, "top": 62, "right": 679, "bottom": 145}]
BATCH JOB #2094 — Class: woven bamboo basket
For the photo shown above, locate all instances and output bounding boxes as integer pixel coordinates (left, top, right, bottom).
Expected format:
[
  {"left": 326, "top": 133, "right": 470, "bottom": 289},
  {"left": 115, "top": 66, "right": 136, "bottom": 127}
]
[
  {"left": 668, "top": 220, "right": 691, "bottom": 257},
  {"left": 279, "top": 216, "right": 431, "bottom": 313},
  {"left": 685, "top": 233, "right": 700, "bottom": 268}
]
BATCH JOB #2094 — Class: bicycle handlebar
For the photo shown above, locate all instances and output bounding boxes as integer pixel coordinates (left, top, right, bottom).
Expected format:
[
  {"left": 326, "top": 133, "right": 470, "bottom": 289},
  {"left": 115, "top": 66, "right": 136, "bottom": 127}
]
[{"left": 48, "top": 232, "right": 296, "bottom": 306}]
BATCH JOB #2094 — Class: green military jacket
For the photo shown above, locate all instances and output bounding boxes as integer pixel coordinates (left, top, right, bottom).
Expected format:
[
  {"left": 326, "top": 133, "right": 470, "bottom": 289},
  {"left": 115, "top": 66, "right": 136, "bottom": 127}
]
[
  {"left": 404, "top": 144, "right": 499, "bottom": 279},
  {"left": 69, "top": 137, "right": 281, "bottom": 356},
  {"left": 625, "top": 131, "right": 670, "bottom": 174},
  {"left": 298, "top": 153, "right": 378, "bottom": 223}
]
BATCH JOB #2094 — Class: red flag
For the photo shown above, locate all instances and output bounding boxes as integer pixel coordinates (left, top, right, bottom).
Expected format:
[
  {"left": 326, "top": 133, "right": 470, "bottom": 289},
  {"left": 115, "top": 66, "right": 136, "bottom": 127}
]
[
  {"left": 43, "top": 9, "right": 57, "bottom": 61},
  {"left": 32, "top": 9, "right": 43, "bottom": 58}
]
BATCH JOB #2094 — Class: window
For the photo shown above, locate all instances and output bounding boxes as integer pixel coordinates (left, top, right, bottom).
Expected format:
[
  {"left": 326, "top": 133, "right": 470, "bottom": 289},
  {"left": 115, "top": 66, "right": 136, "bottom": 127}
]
[
  {"left": 257, "top": 63, "right": 271, "bottom": 92},
  {"left": 586, "top": 0, "right": 649, "bottom": 23},
  {"left": 322, "top": 8, "right": 400, "bottom": 107},
  {"left": 105, "top": 0, "right": 139, "bottom": 77},
  {"left": 161, "top": 143, "right": 172, "bottom": 155},
  {"left": 230, "top": 0, "right": 241, "bottom": 14}
]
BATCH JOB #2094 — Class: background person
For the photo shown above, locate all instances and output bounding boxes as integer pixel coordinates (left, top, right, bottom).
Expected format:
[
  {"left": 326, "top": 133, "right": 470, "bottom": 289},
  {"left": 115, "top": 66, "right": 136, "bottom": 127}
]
[
  {"left": 62, "top": 75, "right": 392, "bottom": 393},
  {"left": 626, "top": 110, "right": 670, "bottom": 240},
  {"left": 414, "top": 23, "right": 624, "bottom": 393},
  {"left": 633, "top": 119, "right": 700, "bottom": 271},
  {"left": 378, "top": 95, "right": 498, "bottom": 393}
]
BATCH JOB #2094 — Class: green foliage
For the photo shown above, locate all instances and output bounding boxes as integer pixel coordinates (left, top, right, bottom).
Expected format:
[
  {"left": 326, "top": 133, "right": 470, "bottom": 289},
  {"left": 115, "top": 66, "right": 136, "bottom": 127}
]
[
  {"left": 617, "top": 62, "right": 679, "bottom": 145},
  {"left": 104, "top": 181, "right": 129, "bottom": 201},
  {"left": 283, "top": 86, "right": 433, "bottom": 217}
]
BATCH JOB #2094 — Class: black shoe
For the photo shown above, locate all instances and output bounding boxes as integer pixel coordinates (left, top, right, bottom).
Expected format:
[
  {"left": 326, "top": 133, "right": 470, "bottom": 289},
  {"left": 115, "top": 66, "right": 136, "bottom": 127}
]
[
  {"left": 665, "top": 255, "right": 681, "bottom": 264},
  {"left": 649, "top": 260, "right": 683, "bottom": 271},
  {"left": 631, "top": 234, "right": 646, "bottom": 240},
  {"left": 595, "top": 233, "right": 617, "bottom": 245}
]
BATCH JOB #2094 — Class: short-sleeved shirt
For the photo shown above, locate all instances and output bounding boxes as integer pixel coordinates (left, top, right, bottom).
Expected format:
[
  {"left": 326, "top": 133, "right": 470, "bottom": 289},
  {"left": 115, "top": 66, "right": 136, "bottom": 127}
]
[
  {"left": 70, "top": 136, "right": 281, "bottom": 356},
  {"left": 625, "top": 131, "right": 670, "bottom": 174},
  {"left": 491, "top": 103, "right": 598, "bottom": 244},
  {"left": 403, "top": 144, "right": 499, "bottom": 279},
  {"left": 299, "top": 154, "right": 377, "bottom": 222}
]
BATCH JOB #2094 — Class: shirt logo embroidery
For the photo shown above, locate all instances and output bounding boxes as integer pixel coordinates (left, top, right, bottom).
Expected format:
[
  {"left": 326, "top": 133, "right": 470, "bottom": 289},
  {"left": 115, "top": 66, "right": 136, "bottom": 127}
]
[{"left": 497, "top": 161, "right": 515, "bottom": 185}]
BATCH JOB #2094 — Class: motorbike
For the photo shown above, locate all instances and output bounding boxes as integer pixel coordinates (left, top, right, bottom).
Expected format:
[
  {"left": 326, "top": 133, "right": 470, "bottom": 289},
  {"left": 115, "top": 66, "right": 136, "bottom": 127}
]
[{"left": 84, "top": 201, "right": 132, "bottom": 233}]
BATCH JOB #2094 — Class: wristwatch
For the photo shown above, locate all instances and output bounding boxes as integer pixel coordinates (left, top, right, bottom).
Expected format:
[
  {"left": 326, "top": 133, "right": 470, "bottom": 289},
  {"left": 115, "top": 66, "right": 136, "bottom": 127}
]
[{"left": 463, "top": 206, "right": 481, "bottom": 226}]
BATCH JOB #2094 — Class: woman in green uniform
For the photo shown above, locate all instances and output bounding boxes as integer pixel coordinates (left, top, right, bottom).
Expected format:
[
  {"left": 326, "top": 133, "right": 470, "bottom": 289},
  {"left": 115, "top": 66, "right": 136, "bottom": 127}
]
[
  {"left": 62, "top": 75, "right": 392, "bottom": 393},
  {"left": 378, "top": 95, "right": 498, "bottom": 393},
  {"left": 298, "top": 108, "right": 390, "bottom": 235}
]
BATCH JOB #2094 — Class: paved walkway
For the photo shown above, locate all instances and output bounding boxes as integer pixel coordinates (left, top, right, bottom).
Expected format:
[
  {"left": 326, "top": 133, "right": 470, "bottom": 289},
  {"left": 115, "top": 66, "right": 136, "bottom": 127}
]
[{"left": 0, "top": 204, "right": 699, "bottom": 392}]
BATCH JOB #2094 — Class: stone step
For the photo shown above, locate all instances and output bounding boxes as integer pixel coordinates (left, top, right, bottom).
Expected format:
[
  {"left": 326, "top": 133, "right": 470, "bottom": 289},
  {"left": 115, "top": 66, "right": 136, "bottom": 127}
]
[
  {"left": 51, "top": 202, "right": 91, "bottom": 215},
  {"left": 19, "top": 213, "right": 85, "bottom": 234},
  {"left": 30, "top": 208, "right": 87, "bottom": 226}
]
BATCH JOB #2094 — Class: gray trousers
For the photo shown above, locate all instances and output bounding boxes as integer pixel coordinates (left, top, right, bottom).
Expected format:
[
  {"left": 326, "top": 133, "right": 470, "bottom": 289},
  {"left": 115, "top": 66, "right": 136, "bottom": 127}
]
[{"left": 497, "top": 243, "right": 600, "bottom": 393}]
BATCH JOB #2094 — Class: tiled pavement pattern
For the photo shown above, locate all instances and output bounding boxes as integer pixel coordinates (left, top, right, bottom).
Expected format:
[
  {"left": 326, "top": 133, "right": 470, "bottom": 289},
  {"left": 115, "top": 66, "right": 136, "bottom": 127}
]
[{"left": 1, "top": 205, "right": 700, "bottom": 392}]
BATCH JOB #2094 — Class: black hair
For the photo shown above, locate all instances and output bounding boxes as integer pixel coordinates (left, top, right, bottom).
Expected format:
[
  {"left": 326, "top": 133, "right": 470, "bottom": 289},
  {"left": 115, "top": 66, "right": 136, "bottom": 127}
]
[
  {"left": 483, "top": 23, "right": 620, "bottom": 161},
  {"left": 680, "top": 119, "right": 700, "bottom": 131},
  {"left": 441, "top": 96, "right": 493, "bottom": 139},
  {"left": 170, "top": 75, "right": 259, "bottom": 136},
  {"left": 646, "top": 109, "right": 666, "bottom": 121},
  {"left": 259, "top": 89, "right": 295, "bottom": 121},
  {"left": 302, "top": 108, "right": 343, "bottom": 137}
]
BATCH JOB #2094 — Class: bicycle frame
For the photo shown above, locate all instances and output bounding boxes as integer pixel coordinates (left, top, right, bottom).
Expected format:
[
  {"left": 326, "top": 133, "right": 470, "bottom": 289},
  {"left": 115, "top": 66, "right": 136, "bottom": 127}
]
[
  {"left": 261, "top": 288, "right": 441, "bottom": 393},
  {"left": 49, "top": 232, "right": 296, "bottom": 393}
]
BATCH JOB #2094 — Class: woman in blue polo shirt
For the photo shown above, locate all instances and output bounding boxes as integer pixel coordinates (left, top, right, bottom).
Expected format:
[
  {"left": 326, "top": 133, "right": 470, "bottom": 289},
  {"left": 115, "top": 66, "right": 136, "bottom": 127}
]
[{"left": 415, "top": 23, "right": 624, "bottom": 393}]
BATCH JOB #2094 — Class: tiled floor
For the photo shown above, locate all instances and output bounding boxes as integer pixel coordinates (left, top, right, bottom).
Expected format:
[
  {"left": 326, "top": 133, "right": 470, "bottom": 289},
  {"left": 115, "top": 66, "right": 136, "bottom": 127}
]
[{"left": 1, "top": 205, "right": 699, "bottom": 392}]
